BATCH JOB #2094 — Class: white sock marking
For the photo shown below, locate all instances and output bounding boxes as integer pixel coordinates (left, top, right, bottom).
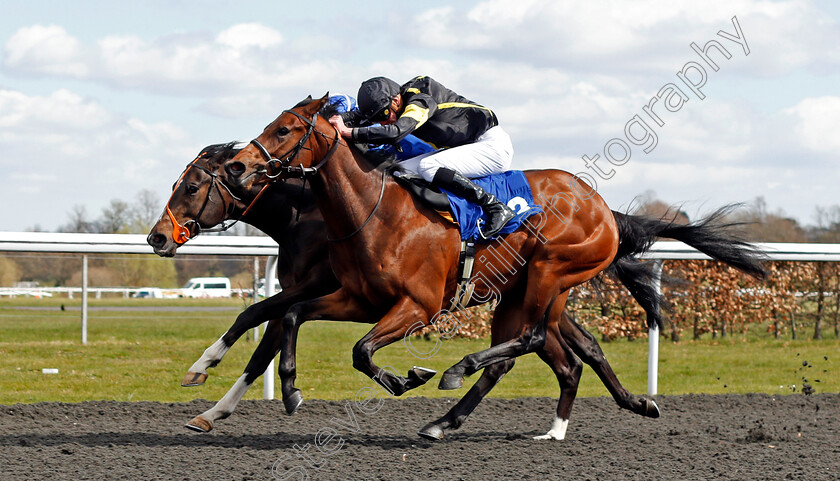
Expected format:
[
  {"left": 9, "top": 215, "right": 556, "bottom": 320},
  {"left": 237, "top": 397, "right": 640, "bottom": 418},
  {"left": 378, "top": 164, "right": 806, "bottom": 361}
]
[
  {"left": 533, "top": 416, "right": 569, "bottom": 440},
  {"left": 188, "top": 336, "right": 230, "bottom": 373},
  {"left": 201, "top": 374, "right": 252, "bottom": 422}
]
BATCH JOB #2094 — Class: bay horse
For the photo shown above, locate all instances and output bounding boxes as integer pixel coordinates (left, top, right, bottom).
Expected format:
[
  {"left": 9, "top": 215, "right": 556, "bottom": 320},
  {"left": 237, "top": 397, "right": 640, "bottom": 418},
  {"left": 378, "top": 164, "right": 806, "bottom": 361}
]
[
  {"left": 219, "top": 94, "right": 765, "bottom": 439},
  {"left": 148, "top": 140, "right": 666, "bottom": 436}
]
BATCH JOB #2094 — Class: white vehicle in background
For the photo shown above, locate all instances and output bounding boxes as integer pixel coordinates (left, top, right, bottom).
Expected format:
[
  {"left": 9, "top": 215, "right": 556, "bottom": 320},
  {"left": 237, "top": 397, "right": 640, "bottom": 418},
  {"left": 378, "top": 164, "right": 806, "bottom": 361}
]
[
  {"left": 180, "top": 277, "right": 232, "bottom": 298},
  {"left": 133, "top": 288, "right": 163, "bottom": 299},
  {"left": 257, "top": 278, "right": 282, "bottom": 297}
]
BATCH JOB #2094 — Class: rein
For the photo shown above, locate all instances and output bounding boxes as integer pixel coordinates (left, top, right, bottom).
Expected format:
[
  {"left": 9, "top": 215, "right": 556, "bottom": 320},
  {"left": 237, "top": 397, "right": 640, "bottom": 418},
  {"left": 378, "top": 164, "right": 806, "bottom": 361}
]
[
  {"left": 326, "top": 168, "right": 387, "bottom": 243},
  {"left": 248, "top": 107, "right": 386, "bottom": 242}
]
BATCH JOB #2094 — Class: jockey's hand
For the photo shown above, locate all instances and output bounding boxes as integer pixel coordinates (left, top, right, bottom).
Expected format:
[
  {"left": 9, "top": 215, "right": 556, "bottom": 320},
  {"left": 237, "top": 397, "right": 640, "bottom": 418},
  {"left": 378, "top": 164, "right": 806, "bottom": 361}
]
[{"left": 328, "top": 115, "right": 353, "bottom": 139}]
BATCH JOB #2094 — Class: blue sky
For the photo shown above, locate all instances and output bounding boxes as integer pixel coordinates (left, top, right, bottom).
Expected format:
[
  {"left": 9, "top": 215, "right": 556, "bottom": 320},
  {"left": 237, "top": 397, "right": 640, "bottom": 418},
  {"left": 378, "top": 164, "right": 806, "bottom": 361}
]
[{"left": 1, "top": 0, "right": 839, "bottom": 231}]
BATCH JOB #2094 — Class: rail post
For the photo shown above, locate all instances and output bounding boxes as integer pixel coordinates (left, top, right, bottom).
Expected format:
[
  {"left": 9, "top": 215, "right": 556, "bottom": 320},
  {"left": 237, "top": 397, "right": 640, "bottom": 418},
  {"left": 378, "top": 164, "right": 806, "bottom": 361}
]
[
  {"left": 252, "top": 257, "right": 259, "bottom": 342},
  {"left": 647, "top": 259, "right": 664, "bottom": 395},
  {"left": 263, "top": 255, "right": 278, "bottom": 400},
  {"left": 81, "top": 255, "right": 88, "bottom": 345}
]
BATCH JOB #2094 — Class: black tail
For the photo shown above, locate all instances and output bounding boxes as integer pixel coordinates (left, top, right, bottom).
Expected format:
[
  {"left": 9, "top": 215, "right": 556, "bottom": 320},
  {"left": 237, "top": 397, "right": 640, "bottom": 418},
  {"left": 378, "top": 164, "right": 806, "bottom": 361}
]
[
  {"left": 603, "top": 205, "right": 767, "bottom": 330},
  {"left": 612, "top": 205, "right": 767, "bottom": 279},
  {"left": 605, "top": 257, "right": 665, "bottom": 330}
]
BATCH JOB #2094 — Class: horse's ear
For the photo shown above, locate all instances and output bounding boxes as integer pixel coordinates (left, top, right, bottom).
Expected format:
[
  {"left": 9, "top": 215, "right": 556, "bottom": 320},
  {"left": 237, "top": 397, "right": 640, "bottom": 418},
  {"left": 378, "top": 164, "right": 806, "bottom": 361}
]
[
  {"left": 302, "top": 93, "right": 330, "bottom": 115},
  {"left": 292, "top": 95, "right": 314, "bottom": 109},
  {"left": 317, "top": 93, "right": 330, "bottom": 108}
]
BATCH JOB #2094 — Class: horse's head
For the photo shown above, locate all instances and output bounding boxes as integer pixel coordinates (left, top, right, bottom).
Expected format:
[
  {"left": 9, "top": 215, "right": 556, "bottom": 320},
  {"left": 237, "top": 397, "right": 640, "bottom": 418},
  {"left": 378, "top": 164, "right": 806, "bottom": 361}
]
[
  {"left": 147, "top": 142, "right": 244, "bottom": 256},
  {"left": 223, "top": 94, "right": 335, "bottom": 193}
]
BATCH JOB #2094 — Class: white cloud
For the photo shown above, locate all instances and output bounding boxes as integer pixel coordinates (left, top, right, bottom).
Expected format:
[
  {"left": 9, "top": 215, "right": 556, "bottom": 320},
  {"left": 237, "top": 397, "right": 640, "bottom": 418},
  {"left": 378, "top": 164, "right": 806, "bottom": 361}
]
[
  {"left": 784, "top": 96, "right": 840, "bottom": 153},
  {"left": 3, "top": 24, "right": 88, "bottom": 77},
  {"left": 2, "top": 23, "right": 339, "bottom": 96},
  {"left": 1, "top": 1, "right": 838, "bottom": 231},
  {"left": 216, "top": 23, "right": 284, "bottom": 50},
  {"left": 401, "top": 0, "right": 840, "bottom": 77},
  {"left": 0, "top": 88, "right": 194, "bottom": 231}
]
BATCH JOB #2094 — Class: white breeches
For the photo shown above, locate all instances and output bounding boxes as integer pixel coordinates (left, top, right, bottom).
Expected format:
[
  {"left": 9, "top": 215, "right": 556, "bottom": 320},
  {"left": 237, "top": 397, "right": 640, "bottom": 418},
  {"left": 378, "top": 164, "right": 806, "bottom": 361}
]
[{"left": 398, "top": 126, "right": 514, "bottom": 181}]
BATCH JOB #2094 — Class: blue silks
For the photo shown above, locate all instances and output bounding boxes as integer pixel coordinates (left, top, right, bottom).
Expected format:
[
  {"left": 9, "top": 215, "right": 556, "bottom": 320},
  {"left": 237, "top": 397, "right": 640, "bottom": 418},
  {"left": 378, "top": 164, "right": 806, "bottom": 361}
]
[{"left": 441, "top": 171, "right": 543, "bottom": 241}]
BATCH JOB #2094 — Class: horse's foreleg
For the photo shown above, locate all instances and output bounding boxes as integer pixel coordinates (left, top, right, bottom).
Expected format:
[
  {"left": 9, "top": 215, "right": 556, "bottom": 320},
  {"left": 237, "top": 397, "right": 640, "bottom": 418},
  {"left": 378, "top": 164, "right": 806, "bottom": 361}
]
[
  {"left": 277, "top": 288, "right": 375, "bottom": 414},
  {"left": 418, "top": 359, "right": 515, "bottom": 440},
  {"left": 351, "top": 297, "right": 438, "bottom": 397},
  {"left": 559, "top": 311, "right": 660, "bottom": 418},
  {"left": 182, "top": 278, "right": 332, "bottom": 387},
  {"left": 185, "top": 318, "right": 285, "bottom": 432}
]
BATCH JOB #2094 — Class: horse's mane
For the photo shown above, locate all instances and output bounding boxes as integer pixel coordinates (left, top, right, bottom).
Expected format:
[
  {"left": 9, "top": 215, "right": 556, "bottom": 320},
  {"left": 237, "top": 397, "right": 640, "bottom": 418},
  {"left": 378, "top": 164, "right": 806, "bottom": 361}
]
[
  {"left": 319, "top": 101, "right": 341, "bottom": 120},
  {"left": 199, "top": 141, "right": 242, "bottom": 164}
]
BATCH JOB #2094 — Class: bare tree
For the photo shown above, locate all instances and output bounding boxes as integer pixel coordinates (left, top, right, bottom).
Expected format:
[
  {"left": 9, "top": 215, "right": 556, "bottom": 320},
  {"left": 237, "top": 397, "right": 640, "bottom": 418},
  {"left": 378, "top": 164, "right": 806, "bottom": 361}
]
[
  {"left": 129, "top": 189, "right": 162, "bottom": 233},
  {"left": 60, "top": 205, "right": 94, "bottom": 233},
  {"left": 630, "top": 190, "right": 689, "bottom": 223},
  {"left": 731, "top": 197, "right": 807, "bottom": 242},
  {"left": 98, "top": 199, "right": 131, "bottom": 234}
]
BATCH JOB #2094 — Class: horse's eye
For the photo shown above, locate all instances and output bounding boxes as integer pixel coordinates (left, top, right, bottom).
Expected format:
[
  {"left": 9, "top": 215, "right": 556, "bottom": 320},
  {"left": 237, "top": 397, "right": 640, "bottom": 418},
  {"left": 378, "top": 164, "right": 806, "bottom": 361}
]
[
  {"left": 277, "top": 127, "right": 290, "bottom": 136},
  {"left": 186, "top": 184, "right": 199, "bottom": 195}
]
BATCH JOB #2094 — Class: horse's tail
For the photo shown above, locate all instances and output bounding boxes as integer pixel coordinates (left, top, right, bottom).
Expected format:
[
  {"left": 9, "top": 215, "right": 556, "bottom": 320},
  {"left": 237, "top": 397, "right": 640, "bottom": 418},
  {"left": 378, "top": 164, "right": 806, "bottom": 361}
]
[
  {"left": 606, "top": 205, "right": 767, "bottom": 329},
  {"left": 603, "top": 256, "right": 665, "bottom": 330},
  {"left": 612, "top": 205, "right": 767, "bottom": 277}
]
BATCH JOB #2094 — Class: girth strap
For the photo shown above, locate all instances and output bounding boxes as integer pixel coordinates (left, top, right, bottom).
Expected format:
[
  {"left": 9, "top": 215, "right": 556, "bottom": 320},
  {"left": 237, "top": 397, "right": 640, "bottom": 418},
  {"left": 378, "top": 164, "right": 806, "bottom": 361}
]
[{"left": 449, "top": 240, "right": 477, "bottom": 311}]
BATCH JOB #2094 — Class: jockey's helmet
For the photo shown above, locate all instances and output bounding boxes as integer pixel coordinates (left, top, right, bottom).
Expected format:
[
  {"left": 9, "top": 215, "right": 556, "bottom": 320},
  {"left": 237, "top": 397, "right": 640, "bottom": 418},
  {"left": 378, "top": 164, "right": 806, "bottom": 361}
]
[{"left": 357, "top": 77, "right": 401, "bottom": 124}]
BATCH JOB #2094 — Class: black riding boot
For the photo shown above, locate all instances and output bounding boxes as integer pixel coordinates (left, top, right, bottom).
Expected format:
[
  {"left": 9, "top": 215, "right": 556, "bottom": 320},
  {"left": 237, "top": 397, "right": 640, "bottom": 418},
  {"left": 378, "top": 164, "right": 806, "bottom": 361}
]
[{"left": 433, "top": 168, "right": 515, "bottom": 239}]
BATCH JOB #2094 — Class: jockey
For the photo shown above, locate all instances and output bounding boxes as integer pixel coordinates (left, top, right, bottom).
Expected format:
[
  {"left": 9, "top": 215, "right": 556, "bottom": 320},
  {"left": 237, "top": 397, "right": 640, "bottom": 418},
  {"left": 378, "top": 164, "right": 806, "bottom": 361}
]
[
  {"left": 327, "top": 93, "right": 436, "bottom": 161},
  {"left": 329, "top": 76, "right": 516, "bottom": 240}
]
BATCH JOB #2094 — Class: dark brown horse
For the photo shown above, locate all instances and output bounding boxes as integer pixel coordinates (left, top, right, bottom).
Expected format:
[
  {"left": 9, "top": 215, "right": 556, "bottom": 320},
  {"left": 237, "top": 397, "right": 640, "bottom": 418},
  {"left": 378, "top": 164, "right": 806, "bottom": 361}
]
[
  {"left": 148, "top": 141, "right": 667, "bottom": 436},
  {"left": 219, "top": 95, "right": 765, "bottom": 439}
]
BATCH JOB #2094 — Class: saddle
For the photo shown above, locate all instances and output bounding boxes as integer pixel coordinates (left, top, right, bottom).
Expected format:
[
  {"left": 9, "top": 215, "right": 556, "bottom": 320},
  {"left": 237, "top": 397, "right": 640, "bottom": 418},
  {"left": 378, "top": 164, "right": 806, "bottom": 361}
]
[
  {"left": 361, "top": 146, "right": 454, "bottom": 220},
  {"left": 389, "top": 167, "right": 453, "bottom": 215}
]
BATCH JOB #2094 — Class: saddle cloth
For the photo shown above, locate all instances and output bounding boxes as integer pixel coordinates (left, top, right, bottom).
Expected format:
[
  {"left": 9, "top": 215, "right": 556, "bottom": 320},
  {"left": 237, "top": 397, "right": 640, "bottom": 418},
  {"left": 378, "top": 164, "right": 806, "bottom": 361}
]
[
  {"left": 391, "top": 167, "right": 543, "bottom": 241},
  {"left": 441, "top": 170, "right": 544, "bottom": 241}
]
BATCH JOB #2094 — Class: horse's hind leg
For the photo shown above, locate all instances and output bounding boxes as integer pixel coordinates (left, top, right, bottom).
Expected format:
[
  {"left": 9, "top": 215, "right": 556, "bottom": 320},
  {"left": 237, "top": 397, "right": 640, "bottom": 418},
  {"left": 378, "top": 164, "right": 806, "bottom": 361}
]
[
  {"left": 418, "top": 290, "right": 528, "bottom": 440},
  {"left": 438, "top": 276, "right": 565, "bottom": 390},
  {"left": 533, "top": 308, "right": 582, "bottom": 440},
  {"left": 559, "top": 310, "right": 660, "bottom": 418}
]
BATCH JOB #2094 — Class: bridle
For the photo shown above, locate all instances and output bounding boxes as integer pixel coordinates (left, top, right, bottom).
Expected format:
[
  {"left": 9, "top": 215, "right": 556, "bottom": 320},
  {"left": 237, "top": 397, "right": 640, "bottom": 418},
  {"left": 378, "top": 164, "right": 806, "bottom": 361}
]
[
  {"left": 165, "top": 152, "right": 245, "bottom": 245},
  {"left": 247, "top": 107, "right": 386, "bottom": 242},
  {"left": 250, "top": 109, "right": 339, "bottom": 179}
]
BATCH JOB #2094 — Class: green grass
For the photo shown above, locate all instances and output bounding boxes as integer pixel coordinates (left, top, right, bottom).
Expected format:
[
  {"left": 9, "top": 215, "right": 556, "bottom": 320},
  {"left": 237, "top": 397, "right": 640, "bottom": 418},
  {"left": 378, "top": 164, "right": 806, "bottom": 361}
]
[{"left": 1, "top": 298, "right": 838, "bottom": 404}]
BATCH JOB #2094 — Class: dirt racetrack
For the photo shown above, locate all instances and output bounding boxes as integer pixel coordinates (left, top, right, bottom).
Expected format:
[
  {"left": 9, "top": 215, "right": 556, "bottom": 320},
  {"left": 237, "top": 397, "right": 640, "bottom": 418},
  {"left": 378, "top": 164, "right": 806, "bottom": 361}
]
[{"left": 1, "top": 394, "right": 838, "bottom": 480}]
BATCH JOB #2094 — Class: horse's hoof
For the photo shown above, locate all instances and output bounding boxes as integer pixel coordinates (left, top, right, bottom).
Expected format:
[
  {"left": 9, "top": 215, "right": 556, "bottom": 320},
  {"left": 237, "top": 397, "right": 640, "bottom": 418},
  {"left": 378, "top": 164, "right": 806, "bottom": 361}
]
[
  {"left": 408, "top": 366, "right": 437, "bottom": 385},
  {"left": 284, "top": 390, "right": 304, "bottom": 415},
  {"left": 417, "top": 423, "right": 444, "bottom": 441},
  {"left": 438, "top": 371, "right": 464, "bottom": 391},
  {"left": 643, "top": 398, "right": 661, "bottom": 418},
  {"left": 181, "top": 372, "right": 208, "bottom": 387},
  {"left": 185, "top": 416, "right": 212, "bottom": 433}
]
